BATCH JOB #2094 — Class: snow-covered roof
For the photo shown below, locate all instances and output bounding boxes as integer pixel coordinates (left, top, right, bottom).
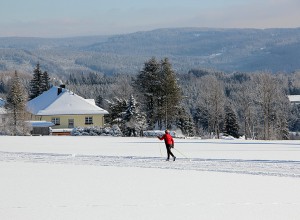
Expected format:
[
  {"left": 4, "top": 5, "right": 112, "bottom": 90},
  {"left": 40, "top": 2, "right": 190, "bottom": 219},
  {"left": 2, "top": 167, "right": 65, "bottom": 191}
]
[
  {"left": 27, "top": 86, "right": 109, "bottom": 116},
  {"left": 85, "top": 99, "right": 96, "bottom": 105},
  {"left": 288, "top": 95, "right": 300, "bottom": 103},
  {"left": 26, "top": 121, "right": 55, "bottom": 127}
]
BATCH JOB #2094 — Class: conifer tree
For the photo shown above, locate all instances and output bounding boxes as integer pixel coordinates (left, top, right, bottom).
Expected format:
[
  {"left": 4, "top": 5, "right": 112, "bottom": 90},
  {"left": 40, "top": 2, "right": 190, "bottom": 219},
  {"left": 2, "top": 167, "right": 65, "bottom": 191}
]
[
  {"left": 135, "top": 57, "right": 182, "bottom": 130},
  {"left": 96, "top": 95, "right": 104, "bottom": 108},
  {"left": 135, "top": 57, "right": 160, "bottom": 128},
  {"left": 41, "top": 71, "right": 50, "bottom": 92},
  {"left": 29, "top": 63, "right": 50, "bottom": 100},
  {"left": 159, "top": 58, "right": 182, "bottom": 129},
  {"left": 123, "top": 95, "right": 146, "bottom": 136},
  {"left": 176, "top": 107, "right": 195, "bottom": 136},
  {"left": 107, "top": 98, "right": 127, "bottom": 128},
  {"left": 29, "top": 63, "right": 42, "bottom": 99},
  {"left": 223, "top": 104, "right": 240, "bottom": 138}
]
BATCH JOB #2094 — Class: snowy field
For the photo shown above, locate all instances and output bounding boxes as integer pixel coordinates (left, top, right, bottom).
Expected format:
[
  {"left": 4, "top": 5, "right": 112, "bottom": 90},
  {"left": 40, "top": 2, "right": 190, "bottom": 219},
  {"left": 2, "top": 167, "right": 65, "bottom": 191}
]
[{"left": 0, "top": 136, "right": 300, "bottom": 220}]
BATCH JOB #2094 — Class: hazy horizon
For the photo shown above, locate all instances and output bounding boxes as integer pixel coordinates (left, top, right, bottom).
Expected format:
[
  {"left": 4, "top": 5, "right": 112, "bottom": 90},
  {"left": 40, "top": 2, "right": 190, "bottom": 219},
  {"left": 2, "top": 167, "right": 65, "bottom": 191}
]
[
  {"left": 1, "top": 26, "right": 300, "bottom": 39},
  {"left": 1, "top": 0, "right": 300, "bottom": 38}
]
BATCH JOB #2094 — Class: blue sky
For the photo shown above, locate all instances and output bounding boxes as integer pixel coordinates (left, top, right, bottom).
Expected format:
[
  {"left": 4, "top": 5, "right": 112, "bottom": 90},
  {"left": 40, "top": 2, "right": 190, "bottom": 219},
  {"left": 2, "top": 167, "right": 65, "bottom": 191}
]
[{"left": 0, "top": 0, "right": 299, "bottom": 37}]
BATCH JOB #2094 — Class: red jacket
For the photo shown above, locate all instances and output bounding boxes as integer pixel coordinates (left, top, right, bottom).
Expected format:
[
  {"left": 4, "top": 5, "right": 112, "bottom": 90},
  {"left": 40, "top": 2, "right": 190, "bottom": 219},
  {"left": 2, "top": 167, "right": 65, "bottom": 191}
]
[{"left": 159, "top": 133, "right": 174, "bottom": 145}]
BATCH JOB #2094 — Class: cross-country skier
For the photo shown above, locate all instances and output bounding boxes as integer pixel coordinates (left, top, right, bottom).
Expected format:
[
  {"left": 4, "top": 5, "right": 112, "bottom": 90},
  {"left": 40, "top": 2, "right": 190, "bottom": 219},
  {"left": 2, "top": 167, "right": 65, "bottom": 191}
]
[{"left": 157, "top": 129, "right": 176, "bottom": 161}]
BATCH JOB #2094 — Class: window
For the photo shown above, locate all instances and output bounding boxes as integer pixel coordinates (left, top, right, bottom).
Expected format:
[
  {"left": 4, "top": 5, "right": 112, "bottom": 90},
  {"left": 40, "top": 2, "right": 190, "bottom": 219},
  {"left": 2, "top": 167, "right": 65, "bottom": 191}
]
[
  {"left": 51, "top": 117, "right": 60, "bottom": 125},
  {"left": 68, "top": 119, "right": 74, "bottom": 128},
  {"left": 85, "top": 116, "right": 93, "bottom": 125}
]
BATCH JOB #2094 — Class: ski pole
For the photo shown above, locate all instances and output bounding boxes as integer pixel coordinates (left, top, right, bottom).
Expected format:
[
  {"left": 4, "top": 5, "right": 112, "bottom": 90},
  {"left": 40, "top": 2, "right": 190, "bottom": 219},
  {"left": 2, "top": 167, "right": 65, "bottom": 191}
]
[
  {"left": 159, "top": 145, "right": 163, "bottom": 156},
  {"left": 158, "top": 138, "right": 164, "bottom": 157},
  {"left": 173, "top": 148, "right": 189, "bottom": 159}
]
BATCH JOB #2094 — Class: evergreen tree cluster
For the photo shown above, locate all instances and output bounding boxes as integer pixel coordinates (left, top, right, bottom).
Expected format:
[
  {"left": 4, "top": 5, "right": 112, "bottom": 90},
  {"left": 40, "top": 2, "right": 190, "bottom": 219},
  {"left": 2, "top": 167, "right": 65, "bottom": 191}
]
[
  {"left": 29, "top": 63, "right": 51, "bottom": 100},
  {"left": 106, "top": 95, "right": 146, "bottom": 137},
  {"left": 134, "top": 57, "right": 182, "bottom": 130}
]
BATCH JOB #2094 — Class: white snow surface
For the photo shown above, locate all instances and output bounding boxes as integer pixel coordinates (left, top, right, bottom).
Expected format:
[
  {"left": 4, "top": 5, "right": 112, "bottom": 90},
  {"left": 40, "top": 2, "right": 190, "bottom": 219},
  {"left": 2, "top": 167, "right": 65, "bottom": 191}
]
[{"left": 1, "top": 136, "right": 300, "bottom": 220}]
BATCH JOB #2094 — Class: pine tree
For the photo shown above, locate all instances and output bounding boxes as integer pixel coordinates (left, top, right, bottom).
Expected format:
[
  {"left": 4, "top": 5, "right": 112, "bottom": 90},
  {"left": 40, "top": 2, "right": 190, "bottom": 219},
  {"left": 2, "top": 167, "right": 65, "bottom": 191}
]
[
  {"left": 134, "top": 57, "right": 182, "bottom": 130},
  {"left": 41, "top": 71, "right": 50, "bottom": 92},
  {"left": 107, "top": 98, "right": 127, "bottom": 128},
  {"left": 134, "top": 57, "right": 160, "bottom": 129},
  {"left": 223, "top": 104, "right": 240, "bottom": 138},
  {"left": 29, "top": 63, "right": 42, "bottom": 99},
  {"left": 6, "top": 71, "right": 29, "bottom": 135},
  {"left": 29, "top": 63, "right": 50, "bottom": 100},
  {"left": 96, "top": 95, "right": 104, "bottom": 108},
  {"left": 159, "top": 58, "right": 182, "bottom": 129},
  {"left": 123, "top": 95, "right": 146, "bottom": 136},
  {"left": 176, "top": 107, "right": 195, "bottom": 137}
]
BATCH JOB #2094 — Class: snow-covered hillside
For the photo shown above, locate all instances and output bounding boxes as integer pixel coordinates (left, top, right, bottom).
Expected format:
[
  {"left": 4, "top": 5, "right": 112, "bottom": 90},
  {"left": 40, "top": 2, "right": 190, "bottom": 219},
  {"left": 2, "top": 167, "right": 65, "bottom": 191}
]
[{"left": 0, "top": 136, "right": 300, "bottom": 220}]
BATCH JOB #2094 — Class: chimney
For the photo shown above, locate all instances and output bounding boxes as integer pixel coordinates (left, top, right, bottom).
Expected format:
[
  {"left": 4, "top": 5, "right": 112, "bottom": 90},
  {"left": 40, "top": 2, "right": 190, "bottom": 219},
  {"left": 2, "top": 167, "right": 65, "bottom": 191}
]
[
  {"left": 57, "top": 87, "right": 62, "bottom": 96},
  {"left": 57, "top": 84, "right": 65, "bottom": 96}
]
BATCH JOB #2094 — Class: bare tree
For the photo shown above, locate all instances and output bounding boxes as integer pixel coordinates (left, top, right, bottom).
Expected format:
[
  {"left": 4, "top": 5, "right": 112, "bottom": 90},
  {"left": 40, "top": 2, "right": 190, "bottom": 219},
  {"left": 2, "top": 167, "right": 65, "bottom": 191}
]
[
  {"left": 254, "top": 73, "right": 287, "bottom": 140},
  {"left": 197, "top": 75, "right": 225, "bottom": 138},
  {"left": 110, "top": 74, "right": 134, "bottom": 100},
  {"left": 233, "top": 81, "right": 257, "bottom": 139},
  {"left": 5, "top": 71, "right": 30, "bottom": 135}
]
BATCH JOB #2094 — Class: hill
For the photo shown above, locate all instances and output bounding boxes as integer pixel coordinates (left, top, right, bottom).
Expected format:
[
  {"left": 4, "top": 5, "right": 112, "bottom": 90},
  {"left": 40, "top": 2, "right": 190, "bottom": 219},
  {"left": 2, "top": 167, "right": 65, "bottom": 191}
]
[{"left": 1, "top": 28, "right": 300, "bottom": 76}]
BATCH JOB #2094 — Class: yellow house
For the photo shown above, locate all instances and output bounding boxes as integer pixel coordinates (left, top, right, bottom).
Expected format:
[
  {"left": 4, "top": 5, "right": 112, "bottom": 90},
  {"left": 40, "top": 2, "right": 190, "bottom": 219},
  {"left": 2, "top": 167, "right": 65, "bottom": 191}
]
[{"left": 27, "top": 86, "right": 109, "bottom": 132}]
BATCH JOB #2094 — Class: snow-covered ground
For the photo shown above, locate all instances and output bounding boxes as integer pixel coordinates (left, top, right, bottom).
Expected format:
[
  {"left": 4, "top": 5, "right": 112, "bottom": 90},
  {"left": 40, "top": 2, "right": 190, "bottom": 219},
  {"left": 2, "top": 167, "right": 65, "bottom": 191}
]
[{"left": 0, "top": 136, "right": 300, "bottom": 220}]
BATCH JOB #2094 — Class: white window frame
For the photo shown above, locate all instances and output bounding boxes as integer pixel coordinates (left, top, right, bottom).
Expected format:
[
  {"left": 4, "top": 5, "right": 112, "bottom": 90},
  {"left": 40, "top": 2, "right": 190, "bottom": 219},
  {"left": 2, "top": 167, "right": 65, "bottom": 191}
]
[
  {"left": 51, "top": 117, "right": 60, "bottom": 125},
  {"left": 85, "top": 116, "right": 93, "bottom": 125}
]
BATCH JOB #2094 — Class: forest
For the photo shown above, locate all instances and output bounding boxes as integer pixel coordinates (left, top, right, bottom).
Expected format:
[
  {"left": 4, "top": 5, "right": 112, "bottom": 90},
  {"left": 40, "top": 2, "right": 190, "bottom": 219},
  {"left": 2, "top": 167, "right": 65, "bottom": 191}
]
[
  {"left": 2, "top": 28, "right": 300, "bottom": 77},
  {"left": 1, "top": 57, "right": 300, "bottom": 140}
]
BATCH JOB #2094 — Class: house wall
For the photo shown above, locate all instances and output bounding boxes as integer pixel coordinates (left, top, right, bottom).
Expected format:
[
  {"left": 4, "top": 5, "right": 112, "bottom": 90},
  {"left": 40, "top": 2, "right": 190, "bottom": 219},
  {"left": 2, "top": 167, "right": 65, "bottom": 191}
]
[{"left": 32, "top": 114, "right": 105, "bottom": 129}]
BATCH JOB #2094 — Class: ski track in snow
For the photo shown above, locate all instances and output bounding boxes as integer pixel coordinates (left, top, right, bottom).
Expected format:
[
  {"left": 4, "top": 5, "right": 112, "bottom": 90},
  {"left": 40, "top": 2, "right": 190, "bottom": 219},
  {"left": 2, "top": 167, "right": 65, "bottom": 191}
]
[{"left": 1, "top": 151, "right": 300, "bottom": 178}]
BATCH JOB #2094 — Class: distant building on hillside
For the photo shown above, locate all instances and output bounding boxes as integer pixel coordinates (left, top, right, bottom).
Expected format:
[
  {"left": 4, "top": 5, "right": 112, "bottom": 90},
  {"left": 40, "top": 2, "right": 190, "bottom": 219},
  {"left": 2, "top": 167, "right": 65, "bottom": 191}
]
[
  {"left": 0, "top": 98, "right": 7, "bottom": 132},
  {"left": 27, "top": 85, "right": 109, "bottom": 135},
  {"left": 288, "top": 95, "right": 300, "bottom": 105}
]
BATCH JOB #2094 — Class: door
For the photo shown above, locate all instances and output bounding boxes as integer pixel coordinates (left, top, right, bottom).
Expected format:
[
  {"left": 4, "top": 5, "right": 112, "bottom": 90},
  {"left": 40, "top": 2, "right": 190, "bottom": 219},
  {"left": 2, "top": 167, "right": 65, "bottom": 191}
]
[{"left": 68, "top": 119, "right": 74, "bottom": 128}]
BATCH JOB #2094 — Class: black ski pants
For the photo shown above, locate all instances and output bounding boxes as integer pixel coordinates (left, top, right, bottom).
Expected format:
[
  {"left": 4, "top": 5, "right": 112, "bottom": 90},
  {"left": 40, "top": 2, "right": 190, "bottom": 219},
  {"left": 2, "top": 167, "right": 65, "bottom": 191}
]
[{"left": 166, "top": 144, "right": 175, "bottom": 159}]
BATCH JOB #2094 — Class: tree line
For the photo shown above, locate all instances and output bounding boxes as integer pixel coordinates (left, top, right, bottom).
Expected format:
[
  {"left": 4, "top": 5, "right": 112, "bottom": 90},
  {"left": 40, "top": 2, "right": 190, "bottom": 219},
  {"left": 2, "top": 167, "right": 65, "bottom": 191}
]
[
  {"left": 1, "top": 59, "right": 300, "bottom": 139},
  {"left": 0, "top": 64, "right": 51, "bottom": 135}
]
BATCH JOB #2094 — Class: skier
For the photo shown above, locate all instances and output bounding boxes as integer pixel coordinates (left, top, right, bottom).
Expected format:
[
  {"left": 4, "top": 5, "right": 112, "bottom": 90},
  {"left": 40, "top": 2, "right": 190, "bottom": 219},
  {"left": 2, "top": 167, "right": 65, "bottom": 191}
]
[{"left": 157, "top": 129, "right": 176, "bottom": 161}]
